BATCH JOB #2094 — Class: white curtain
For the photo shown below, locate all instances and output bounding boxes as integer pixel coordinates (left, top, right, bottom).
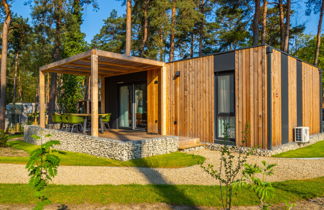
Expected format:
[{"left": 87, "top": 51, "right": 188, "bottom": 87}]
[
  {"left": 217, "top": 74, "right": 235, "bottom": 139},
  {"left": 119, "top": 86, "right": 130, "bottom": 127}
]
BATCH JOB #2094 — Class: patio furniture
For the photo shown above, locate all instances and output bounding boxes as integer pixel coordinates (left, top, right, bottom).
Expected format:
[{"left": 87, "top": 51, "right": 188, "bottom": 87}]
[
  {"left": 68, "top": 115, "right": 85, "bottom": 133},
  {"left": 61, "top": 114, "right": 71, "bottom": 131},
  {"left": 101, "top": 113, "right": 111, "bottom": 130},
  {"left": 70, "top": 113, "right": 108, "bottom": 134},
  {"left": 52, "top": 113, "right": 62, "bottom": 129}
]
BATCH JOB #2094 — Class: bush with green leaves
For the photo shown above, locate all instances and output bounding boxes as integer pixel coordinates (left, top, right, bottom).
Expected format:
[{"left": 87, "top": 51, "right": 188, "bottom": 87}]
[
  {"left": 239, "top": 161, "right": 277, "bottom": 209},
  {"left": 0, "top": 129, "right": 9, "bottom": 147},
  {"left": 26, "top": 134, "right": 61, "bottom": 210},
  {"left": 201, "top": 123, "right": 252, "bottom": 210}
]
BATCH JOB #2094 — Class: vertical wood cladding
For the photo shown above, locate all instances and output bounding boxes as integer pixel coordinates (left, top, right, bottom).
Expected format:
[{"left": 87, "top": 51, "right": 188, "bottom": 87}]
[
  {"left": 162, "top": 46, "right": 320, "bottom": 148},
  {"left": 235, "top": 46, "right": 268, "bottom": 148},
  {"left": 271, "top": 50, "right": 282, "bottom": 147},
  {"left": 302, "top": 63, "right": 320, "bottom": 134},
  {"left": 147, "top": 69, "right": 160, "bottom": 134},
  {"left": 288, "top": 56, "right": 297, "bottom": 143},
  {"left": 271, "top": 49, "right": 320, "bottom": 145},
  {"left": 165, "top": 56, "right": 215, "bottom": 142}
]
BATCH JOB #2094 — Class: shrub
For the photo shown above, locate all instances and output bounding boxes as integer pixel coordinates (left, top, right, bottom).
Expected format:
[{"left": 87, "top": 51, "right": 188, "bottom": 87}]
[
  {"left": 201, "top": 123, "right": 252, "bottom": 210},
  {"left": 0, "top": 129, "right": 9, "bottom": 147},
  {"left": 26, "top": 134, "right": 61, "bottom": 210},
  {"left": 239, "top": 161, "right": 277, "bottom": 209}
]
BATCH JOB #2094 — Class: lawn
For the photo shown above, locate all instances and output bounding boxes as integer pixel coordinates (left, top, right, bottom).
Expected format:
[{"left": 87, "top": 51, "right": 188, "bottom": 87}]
[
  {"left": 0, "top": 177, "right": 323, "bottom": 207},
  {"left": 0, "top": 140, "right": 205, "bottom": 168},
  {"left": 273, "top": 140, "right": 324, "bottom": 158}
]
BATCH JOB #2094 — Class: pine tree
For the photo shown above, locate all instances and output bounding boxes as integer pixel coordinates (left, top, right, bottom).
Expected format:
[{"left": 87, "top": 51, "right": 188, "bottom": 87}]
[
  {"left": 305, "top": 0, "right": 324, "bottom": 66},
  {"left": 91, "top": 10, "right": 126, "bottom": 53},
  {"left": 0, "top": 0, "right": 12, "bottom": 130},
  {"left": 215, "top": 0, "right": 251, "bottom": 51}
]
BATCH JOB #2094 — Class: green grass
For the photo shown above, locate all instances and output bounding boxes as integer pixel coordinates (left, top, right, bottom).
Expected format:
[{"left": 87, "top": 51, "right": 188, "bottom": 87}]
[
  {"left": 8, "top": 133, "right": 24, "bottom": 139},
  {"left": 273, "top": 140, "right": 324, "bottom": 158},
  {"left": 0, "top": 140, "right": 205, "bottom": 168},
  {"left": 0, "top": 177, "right": 323, "bottom": 207}
]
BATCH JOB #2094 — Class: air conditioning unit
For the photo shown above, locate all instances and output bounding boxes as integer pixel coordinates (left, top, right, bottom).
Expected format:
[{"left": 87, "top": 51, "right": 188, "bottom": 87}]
[{"left": 294, "top": 127, "right": 309, "bottom": 143}]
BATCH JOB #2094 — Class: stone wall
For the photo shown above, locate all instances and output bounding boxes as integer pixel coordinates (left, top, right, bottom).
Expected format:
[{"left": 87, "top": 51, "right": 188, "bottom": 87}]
[
  {"left": 205, "top": 132, "right": 324, "bottom": 156},
  {"left": 24, "top": 125, "right": 179, "bottom": 161}
]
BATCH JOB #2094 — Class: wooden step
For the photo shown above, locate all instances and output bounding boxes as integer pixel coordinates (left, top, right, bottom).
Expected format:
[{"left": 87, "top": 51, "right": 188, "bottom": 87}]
[
  {"left": 178, "top": 137, "right": 202, "bottom": 150},
  {"left": 179, "top": 143, "right": 205, "bottom": 150}
]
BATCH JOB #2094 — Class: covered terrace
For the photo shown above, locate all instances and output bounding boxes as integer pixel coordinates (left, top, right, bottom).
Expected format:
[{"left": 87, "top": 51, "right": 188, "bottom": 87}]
[{"left": 39, "top": 49, "right": 166, "bottom": 137}]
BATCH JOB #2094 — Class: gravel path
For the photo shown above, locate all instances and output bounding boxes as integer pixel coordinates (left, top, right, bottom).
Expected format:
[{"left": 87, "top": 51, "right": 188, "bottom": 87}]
[{"left": 0, "top": 149, "right": 323, "bottom": 185}]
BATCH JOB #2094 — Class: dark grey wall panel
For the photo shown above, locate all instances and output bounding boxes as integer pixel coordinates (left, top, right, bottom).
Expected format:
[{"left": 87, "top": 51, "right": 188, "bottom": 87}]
[
  {"left": 214, "top": 52, "right": 235, "bottom": 72},
  {"left": 281, "top": 54, "right": 289, "bottom": 144},
  {"left": 297, "top": 60, "right": 303, "bottom": 126}
]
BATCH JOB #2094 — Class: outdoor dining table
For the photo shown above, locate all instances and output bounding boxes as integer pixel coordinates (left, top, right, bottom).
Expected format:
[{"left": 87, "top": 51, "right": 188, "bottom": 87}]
[{"left": 70, "top": 113, "right": 108, "bottom": 134}]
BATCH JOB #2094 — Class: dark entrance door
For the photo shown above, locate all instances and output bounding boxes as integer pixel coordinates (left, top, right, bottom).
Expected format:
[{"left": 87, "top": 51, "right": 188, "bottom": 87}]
[{"left": 119, "top": 82, "right": 147, "bottom": 130}]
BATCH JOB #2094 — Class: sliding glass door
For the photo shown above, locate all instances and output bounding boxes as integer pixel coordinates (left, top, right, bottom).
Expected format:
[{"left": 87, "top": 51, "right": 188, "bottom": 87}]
[
  {"left": 119, "top": 85, "right": 132, "bottom": 128},
  {"left": 215, "top": 72, "right": 235, "bottom": 140},
  {"left": 119, "top": 83, "right": 147, "bottom": 130}
]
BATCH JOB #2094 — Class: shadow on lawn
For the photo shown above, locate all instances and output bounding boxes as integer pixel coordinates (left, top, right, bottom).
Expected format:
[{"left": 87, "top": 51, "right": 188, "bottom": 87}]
[
  {"left": 129, "top": 136, "right": 200, "bottom": 209},
  {"left": 272, "top": 182, "right": 318, "bottom": 199},
  {"left": 109, "top": 130, "right": 199, "bottom": 208}
]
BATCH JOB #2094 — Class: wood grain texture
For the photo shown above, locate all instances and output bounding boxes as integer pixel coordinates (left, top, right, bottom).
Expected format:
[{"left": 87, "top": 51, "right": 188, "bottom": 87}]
[
  {"left": 91, "top": 53, "right": 99, "bottom": 137},
  {"left": 235, "top": 46, "right": 268, "bottom": 148},
  {"left": 302, "top": 63, "right": 320, "bottom": 134},
  {"left": 165, "top": 56, "right": 215, "bottom": 142},
  {"left": 147, "top": 69, "right": 160, "bottom": 133},
  {"left": 288, "top": 56, "right": 297, "bottom": 142},
  {"left": 271, "top": 50, "right": 282, "bottom": 147},
  {"left": 39, "top": 70, "right": 46, "bottom": 128}
]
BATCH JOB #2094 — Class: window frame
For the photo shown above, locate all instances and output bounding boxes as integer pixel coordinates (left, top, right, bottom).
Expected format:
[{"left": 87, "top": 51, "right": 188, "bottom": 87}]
[{"left": 215, "top": 71, "right": 236, "bottom": 141}]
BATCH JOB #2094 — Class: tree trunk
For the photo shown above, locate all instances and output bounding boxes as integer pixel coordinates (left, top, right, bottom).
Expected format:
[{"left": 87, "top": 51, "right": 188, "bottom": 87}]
[
  {"left": 159, "top": 29, "right": 164, "bottom": 61},
  {"left": 0, "top": 0, "right": 11, "bottom": 130},
  {"left": 141, "top": 0, "right": 149, "bottom": 57},
  {"left": 278, "top": 0, "right": 285, "bottom": 50},
  {"left": 125, "top": 0, "right": 132, "bottom": 56},
  {"left": 17, "top": 67, "right": 22, "bottom": 102},
  {"left": 261, "top": 0, "right": 268, "bottom": 44},
  {"left": 314, "top": 0, "right": 324, "bottom": 66},
  {"left": 49, "top": 0, "right": 63, "bottom": 122},
  {"left": 169, "top": 0, "right": 176, "bottom": 62},
  {"left": 252, "top": 0, "right": 261, "bottom": 45},
  {"left": 12, "top": 53, "right": 19, "bottom": 104},
  {"left": 190, "top": 33, "right": 194, "bottom": 58},
  {"left": 198, "top": 0, "right": 205, "bottom": 57},
  {"left": 283, "top": 0, "right": 291, "bottom": 52}
]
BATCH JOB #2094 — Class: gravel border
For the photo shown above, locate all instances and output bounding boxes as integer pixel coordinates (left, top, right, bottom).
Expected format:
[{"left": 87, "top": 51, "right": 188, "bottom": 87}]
[{"left": 0, "top": 149, "right": 323, "bottom": 185}]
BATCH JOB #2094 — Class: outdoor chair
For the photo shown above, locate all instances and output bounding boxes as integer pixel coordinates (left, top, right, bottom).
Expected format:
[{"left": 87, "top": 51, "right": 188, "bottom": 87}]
[
  {"left": 101, "top": 113, "right": 111, "bottom": 131},
  {"left": 68, "top": 115, "right": 85, "bottom": 133},
  {"left": 61, "top": 114, "right": 71, "bottom": 131},
  {"left": 52, "top": 113, "right": 62, "bottom": 129}
]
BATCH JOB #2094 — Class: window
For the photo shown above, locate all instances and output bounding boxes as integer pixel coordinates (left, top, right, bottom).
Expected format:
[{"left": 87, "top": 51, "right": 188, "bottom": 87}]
[{"left": 215, "top": 72, "right": 235, "bottom": 140}]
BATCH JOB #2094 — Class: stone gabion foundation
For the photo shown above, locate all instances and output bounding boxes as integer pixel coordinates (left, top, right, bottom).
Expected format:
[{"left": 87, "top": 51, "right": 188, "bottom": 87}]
[
  {"left": 205, "top": 132, "right": 324, "bottom": 156},
  {"left": 24, "top": 125, "right": 179, "bottom": 161}
]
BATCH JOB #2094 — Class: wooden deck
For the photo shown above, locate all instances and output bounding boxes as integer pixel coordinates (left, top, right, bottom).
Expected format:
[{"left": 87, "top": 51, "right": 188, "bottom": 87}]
[
  {"left": 98, "top": 129, "right": 203, "bottom": 150},
  {"left": 98, "top": 129, "right": 162, "bottom": 141}
]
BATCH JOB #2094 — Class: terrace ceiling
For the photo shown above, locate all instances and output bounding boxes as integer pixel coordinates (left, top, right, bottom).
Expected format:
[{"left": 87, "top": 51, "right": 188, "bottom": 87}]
[{"left": 40, "top": 49, "right": 165, "bottom": 77}]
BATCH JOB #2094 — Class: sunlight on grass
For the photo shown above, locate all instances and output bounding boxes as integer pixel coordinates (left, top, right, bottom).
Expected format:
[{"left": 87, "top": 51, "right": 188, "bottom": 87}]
[
  {"left": 0, "top": 177, "right": 323, "bottom": 206},
  {"left": 0, "top": 140, "right": 205, "bottom": 168},
  {"left": 273, "top": 141, "right": 324, "bottom": 158}
]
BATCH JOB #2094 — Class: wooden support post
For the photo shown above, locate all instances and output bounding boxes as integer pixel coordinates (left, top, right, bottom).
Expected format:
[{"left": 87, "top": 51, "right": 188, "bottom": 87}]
[
  {"left": 91, "top": 50, "right": 99, "bottom": 136},
  {"left": 39, "top": 70, "right": 46, "bottom": 128},
  {"left": 101, "top": 77, "right": 106, "bottom": 114},
  {"left": 160, "top": 65, "right": 167, "bottom": 135}
]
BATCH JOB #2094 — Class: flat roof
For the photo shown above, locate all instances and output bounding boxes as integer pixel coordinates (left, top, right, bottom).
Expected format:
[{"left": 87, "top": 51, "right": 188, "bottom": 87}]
[{"left": 40, "top": 49, "right": 165, "bottom": 77}]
